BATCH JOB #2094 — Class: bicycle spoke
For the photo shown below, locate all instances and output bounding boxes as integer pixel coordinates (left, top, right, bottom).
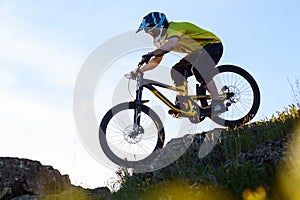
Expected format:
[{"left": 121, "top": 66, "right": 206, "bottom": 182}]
[
  {"left": 213, "top": 69, "right": 257, "bottom": 121},
  {"left": 103, "top": 106, "right": 160, "bottom": 162}
]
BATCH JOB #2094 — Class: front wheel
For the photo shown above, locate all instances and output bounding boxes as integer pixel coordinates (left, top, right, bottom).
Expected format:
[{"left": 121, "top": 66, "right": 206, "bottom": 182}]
[
  {"left": 210, "top": 65, "right": 261, "bottom": 127},
  {"left": 99, "top": 102, "right": 165, "bottom": 168}
]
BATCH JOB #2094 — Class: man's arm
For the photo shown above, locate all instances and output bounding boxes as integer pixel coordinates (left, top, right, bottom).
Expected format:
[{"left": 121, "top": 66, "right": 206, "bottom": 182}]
[
  {"left": 140, "top": 56, "right": 163, "bottom": 72},
  {"left": 152, "top": 36, "right": 180, "bottom": 57},
  {"left": 140, "top": 36, "right": 179, "bottom": 72}
]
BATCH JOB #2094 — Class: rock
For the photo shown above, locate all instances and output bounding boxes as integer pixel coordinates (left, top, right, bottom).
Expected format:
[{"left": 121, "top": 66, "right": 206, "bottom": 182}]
[
  {"left": 0, "top": 157, "right": 71, "bottom": 199},
  {"left": 0, "top": 157, "right": 112, "bottom": 199}
]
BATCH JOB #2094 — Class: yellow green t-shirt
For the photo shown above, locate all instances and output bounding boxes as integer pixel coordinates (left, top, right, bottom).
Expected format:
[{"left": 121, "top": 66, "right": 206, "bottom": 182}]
[{"left": 166, "top": 21, "right": 221, "bottom": 54}]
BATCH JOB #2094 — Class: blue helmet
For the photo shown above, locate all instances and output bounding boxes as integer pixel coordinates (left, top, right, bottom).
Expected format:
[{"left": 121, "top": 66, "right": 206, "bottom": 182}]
[{"left": 136, "top": 12, "right": 168, "bottom": 33}]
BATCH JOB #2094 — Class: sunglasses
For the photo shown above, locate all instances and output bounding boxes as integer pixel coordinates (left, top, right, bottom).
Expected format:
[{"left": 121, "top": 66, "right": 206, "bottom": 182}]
[{"left": 144, "top": 25, "right": 158, "bottom": 33}]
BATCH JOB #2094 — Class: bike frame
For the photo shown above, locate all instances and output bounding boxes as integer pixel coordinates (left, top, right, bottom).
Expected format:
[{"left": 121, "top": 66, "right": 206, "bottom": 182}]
[{"left": 133, "top": 72, "right": 227, "bottom": 124}]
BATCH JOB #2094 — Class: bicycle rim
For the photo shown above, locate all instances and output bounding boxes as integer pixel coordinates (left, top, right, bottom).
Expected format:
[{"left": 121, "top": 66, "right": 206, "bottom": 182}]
[
  {"left": 211, "top": 65, "right": 260, "bottom": 127},
  {"left": 99, "top": 102, "right": 164, "bottom": 166}
]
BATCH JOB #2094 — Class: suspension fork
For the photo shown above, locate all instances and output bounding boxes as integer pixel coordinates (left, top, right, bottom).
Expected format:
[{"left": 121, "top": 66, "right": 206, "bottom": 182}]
[
  {"left": 134, "top": 88, "right": 143, "bottom": 127},
  {"left": 134, "top": 73, "right": 144, "bottom": 128}
]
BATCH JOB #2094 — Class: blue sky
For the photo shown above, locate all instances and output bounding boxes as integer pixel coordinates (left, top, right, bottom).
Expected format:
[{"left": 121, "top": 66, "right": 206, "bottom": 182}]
[{"left": 0, "top": 0, "right": 299, "bottom": 188}]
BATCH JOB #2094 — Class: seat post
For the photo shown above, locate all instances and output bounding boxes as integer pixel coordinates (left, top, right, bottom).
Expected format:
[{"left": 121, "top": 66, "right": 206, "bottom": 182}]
[{"left": 196, "top": 84, "right": 208, "bottom": 107}]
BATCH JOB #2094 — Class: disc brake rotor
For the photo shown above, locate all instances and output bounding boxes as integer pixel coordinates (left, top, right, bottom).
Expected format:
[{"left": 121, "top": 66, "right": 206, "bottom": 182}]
[{"left": 123, "top": 125, "right": 144, "bottom": 144}]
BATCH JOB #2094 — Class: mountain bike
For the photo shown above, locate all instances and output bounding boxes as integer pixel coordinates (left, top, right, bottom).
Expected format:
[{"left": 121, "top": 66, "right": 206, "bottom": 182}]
[{"left": 99, "top": 60, "right": 260, "bottom": 168}]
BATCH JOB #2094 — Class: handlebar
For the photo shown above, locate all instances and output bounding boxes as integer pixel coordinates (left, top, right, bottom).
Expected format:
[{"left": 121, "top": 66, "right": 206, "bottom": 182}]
[{"left": 124, "top": 57, "right": 146, "bottom": 80}]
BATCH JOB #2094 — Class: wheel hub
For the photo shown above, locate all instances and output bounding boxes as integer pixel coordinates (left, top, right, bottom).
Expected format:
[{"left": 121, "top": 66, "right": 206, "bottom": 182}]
[
  {"left": 223, "top": 85, "right": 241, "bottom": 104},
  {"left": 123, "top": 125, "right": 144, "bottom": 144}
]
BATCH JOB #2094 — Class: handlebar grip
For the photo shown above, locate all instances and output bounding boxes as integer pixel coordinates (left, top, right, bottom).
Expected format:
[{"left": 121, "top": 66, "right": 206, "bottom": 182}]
[{"left": 138, "top": 58, "right": 146, "bottom": 67}]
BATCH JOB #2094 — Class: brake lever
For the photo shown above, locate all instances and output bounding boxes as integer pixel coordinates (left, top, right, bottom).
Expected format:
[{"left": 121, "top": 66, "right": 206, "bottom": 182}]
[
  {"left": 124, "top": 58, "right": 145, "bottom": 80},
  {"left": 138, "top": 61, "right": 144, "bottom": 67},
  {"left": 124, "top": 73, "right": 131, "bottom": 79}
]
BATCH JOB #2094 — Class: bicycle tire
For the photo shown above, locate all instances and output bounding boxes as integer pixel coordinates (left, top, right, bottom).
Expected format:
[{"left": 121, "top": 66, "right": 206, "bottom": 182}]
[
  {"left": 210, "top": 65, "right": 260, "bottom": 127},
  {"left": 99, "top": 102, "right": 165, "bottom": 168}
]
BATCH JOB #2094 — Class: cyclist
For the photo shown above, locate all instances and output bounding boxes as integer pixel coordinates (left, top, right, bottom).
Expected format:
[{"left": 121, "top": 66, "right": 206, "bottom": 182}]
[{"left": 135, "top": 11, "right": 225, "bottom": 114}]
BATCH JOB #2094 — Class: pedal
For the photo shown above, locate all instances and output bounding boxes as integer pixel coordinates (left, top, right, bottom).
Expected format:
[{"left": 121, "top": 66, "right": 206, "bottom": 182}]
[{"left": 168, "top": 110, "right": 182, "bottom": 118}]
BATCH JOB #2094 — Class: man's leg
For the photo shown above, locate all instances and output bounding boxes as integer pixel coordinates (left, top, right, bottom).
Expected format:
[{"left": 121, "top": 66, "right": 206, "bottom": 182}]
[
  {"left": 170, "top": 58, "right": 193, "bottom": 95},
  {"left": 190, "top": 43, "right": 223, "bottom": 98},
  {"left": 170, "top": 59, "right": 193, "bottom": 112},
  {"left": 190, "top": 43, "right": 226, "bottom": 113}
]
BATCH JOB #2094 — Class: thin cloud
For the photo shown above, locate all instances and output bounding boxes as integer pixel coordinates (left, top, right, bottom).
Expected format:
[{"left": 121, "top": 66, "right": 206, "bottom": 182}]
[
  {"left": 0, "top": 7, "right": 84, "bottom": 88},
  {"left": 0, "top": 66, "right": 17, "bottom": 88}
]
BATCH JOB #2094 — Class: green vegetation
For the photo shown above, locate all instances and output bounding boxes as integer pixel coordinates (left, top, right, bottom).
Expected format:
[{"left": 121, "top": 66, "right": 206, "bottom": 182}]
[{"left": 109, "top": 104, "right": 300, "bottom": 200}]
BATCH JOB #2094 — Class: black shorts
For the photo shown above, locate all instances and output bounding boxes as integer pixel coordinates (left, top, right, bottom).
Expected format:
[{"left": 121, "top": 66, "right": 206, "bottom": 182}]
[{"left": 170, "top": 43, "right": 223, "bottom": 86}]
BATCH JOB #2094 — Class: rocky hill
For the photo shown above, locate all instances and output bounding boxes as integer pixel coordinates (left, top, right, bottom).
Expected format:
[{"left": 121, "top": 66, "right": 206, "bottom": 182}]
[
  {"left": 1, "top": 106, "right": 299, "bottom": 199},
  {"left": 0, "top": 135, "right": 285, "bottom": 200},
  {"left": 0, "top": 133, "right": 294, "bottom": 200},
  {"left": 0, "top": 132, "right": 292, "bottom": 200}
]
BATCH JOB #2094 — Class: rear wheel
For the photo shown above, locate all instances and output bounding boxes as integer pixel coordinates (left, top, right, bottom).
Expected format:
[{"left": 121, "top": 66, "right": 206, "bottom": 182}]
[
  {"left": 210, "top": 65, "right": 260, "bottom": 127},
  {"left": 99, "top": 102, "right": 165, "bottom": 168}
]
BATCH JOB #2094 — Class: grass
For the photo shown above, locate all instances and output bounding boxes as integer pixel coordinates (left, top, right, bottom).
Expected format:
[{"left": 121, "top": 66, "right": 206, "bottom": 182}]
[{"left": 109, "top": 104, "right": 300, "bottom": 200}]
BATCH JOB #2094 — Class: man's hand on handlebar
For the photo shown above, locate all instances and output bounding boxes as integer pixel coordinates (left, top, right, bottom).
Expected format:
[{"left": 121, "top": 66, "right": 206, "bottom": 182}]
[
  {"left": 127, "top": 52, "right": 154, "bottom": 79},
  {"left": 138, "top": 52, "right": 154, "bottom": 66}
]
